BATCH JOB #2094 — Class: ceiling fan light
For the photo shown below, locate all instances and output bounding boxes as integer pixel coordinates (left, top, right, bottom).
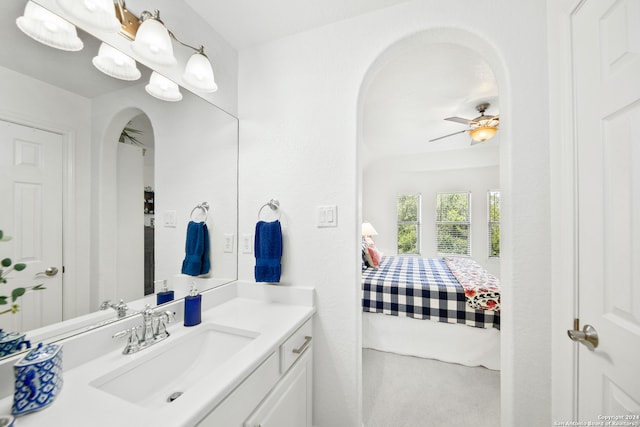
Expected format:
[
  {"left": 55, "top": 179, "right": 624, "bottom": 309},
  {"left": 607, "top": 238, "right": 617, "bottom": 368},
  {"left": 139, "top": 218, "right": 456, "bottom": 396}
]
[
  {"left": 56, "top": 0, "right": 121, "bottom": 33},
  {"left": 183, "top": 51, "right": 217, "bottom": 93},
  {"left": 131, "top": 15, "right": 176, "bottom": 66},
  {"left": 92, "top": 42, "right": 141, "bottom": 81},
  {"left": 145, "top": 71, "right": 182, "bottom": 102},
  {"left": 469, "top": 126, "right": 498, "bottom": 142},
  {"left": 16, "top": 1, "right": 84, "bottom": 52}
]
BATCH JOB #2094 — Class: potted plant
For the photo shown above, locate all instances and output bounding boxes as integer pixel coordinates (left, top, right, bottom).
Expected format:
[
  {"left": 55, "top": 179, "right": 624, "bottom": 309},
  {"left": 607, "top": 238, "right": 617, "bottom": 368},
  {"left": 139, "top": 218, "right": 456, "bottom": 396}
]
[{"left": 0, "top": 230, "right": 45, "bottom": 315}]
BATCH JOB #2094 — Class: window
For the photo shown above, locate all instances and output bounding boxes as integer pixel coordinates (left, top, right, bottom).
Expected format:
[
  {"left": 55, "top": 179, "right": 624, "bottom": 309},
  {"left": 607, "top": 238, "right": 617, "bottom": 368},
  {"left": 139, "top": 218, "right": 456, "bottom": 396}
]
[
  {"left": 488, "top": 190, "right": 501, "bottom": 258},
  {"left": 436, "top": 192, "right": 471, "bottom": 256},
  {"left": 397, "top": 194, "right": 421, "bottom": 255}
]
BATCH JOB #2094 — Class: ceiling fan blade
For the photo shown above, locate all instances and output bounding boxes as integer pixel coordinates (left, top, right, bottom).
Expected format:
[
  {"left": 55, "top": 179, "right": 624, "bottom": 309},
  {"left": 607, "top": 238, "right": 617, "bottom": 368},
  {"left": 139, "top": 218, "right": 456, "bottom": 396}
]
[
  {"left": 429, "top": 129, "right": 467, "bottom": 142},
  {"left": 444, "top": 116, "right": 473, "bottom": 125}
]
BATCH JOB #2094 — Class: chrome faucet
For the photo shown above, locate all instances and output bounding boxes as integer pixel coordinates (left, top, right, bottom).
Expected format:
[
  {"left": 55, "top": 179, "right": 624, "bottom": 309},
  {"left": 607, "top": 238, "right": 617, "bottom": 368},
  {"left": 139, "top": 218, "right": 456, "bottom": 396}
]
[
  {"left": 112, "top": 305, "right": 176, "bottom": 355},
  {"left": 100, "top": 299, "right": 129, "bottom": 319}
]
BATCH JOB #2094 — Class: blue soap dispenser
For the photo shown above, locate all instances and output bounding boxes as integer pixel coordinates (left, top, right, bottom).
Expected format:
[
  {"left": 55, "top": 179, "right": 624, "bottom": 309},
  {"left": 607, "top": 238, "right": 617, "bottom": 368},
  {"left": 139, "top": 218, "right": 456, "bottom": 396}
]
[
  {"left": 156, "top": 279, "right": 174, "bottom": 305},
  {"left": 184, "top": 283, "right": 202, "bottom": 327}
]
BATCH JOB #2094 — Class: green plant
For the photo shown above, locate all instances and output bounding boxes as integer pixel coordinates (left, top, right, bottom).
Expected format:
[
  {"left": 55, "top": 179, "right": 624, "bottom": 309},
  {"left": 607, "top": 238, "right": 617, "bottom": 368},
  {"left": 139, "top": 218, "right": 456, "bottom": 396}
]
[
  {"left": 0, "top": 230, "right": 45, "bottom": 315},
  {"left": 119, "top": 124, "right": 144, "bottom": 146}
]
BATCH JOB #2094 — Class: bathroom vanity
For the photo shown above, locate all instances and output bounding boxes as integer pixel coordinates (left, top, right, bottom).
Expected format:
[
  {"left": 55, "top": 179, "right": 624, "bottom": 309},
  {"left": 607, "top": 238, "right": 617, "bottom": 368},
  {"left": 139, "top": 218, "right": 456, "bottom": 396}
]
[{"left": 0, "top": 282, "right": 315, "bottom": 427}]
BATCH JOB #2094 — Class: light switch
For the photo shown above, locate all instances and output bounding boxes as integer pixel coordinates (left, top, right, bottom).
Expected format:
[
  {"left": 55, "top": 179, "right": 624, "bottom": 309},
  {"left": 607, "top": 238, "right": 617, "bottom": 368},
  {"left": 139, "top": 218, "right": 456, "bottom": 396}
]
[
  {"left": 163, "top": 210, "right": 177, "bottom": 228},
  {"left": 223, "top": 234, "right": 234, "bottom": 253},
  {"left": 242, "top": 234, "right": 253, "bottom": 254},
  {"left": 317, "top": 205, "right": 338, "bottom": 227}
]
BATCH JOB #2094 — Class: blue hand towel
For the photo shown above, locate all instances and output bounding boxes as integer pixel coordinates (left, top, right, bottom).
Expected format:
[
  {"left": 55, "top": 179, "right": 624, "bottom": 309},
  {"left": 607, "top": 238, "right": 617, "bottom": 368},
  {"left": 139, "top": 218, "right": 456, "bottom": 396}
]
[
  {"left": 181, "top": 221, "right": 211, "bottom": 276},
  {"left": 254, "top": 220, "right": 283, "bottom": 282}
]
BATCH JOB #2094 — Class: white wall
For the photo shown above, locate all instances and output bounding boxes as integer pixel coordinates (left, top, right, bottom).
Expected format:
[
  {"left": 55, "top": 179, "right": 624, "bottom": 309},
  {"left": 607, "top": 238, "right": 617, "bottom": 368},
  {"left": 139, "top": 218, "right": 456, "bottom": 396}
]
[
  {"left": 363, "top": 163, "right": 500, "bottom": 277},
  {"left": 238, "top": 1, "right": 550, "bottom": 426}
]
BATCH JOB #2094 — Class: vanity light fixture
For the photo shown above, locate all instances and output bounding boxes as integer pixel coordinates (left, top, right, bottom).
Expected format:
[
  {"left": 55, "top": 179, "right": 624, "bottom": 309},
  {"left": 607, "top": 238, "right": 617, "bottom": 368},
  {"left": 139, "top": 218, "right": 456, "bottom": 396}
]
[
  {"left": 16, "top": 1, "right": 83, "bottom": 52},
  {"left": 92, "top": 42, "right": 141, "bottom": 81},
  {"left": 145, "top": 71, "right": 182, "bottom": 102},
  {"left": 117, "top": 5, "right": 218, "bottom": 93},
  {"left": 182, "top": 46, "right": 218, "bottom": 93},
  {"left": 130, "top": 10, "right": 176, "bottom": 65},
  {"left": 56, "top": 0, "right": 121, "bottom": 33}
]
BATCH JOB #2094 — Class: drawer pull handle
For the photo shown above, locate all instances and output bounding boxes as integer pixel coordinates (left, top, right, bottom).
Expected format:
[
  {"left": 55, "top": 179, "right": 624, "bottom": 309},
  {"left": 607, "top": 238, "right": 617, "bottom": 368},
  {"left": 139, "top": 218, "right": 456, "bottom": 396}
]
[{"left": 292, "top": 336, "right": 312, "bottom": 354}]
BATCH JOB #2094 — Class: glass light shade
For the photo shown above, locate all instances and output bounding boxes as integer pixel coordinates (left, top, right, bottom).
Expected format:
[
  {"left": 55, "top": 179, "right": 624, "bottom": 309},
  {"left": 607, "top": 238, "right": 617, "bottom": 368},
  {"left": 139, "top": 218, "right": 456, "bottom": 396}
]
[
  {"left": 145, "top": 72, "right": 182, "bottom": 102},
  {"left": 131, "top": 18, "right": 176, "bottom": 65},
  {"left": 362, "top": 222, "right": 378, "bottom": 237},
  {"left": 92, "top": 43, "right": 141, "bottom": 81},
  {"left": 469, "top": 126, "right": 498, "bottom": 142},
  {"left": 56, "top": 0, "right": 121, "bottom": 33},
  {"left": 183, "top": 52, "right": 218, "bottom": 93},
  {"left": 16, "top": 1, "right": 83, "bottom": 52}
]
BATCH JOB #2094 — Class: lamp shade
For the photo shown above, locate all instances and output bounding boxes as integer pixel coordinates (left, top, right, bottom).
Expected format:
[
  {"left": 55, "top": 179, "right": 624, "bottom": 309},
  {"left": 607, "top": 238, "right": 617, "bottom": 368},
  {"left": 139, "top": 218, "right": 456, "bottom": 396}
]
[
  {"left": 92, "top": 43, "right": 141, "bottom": 81},
  {"left": 131, "top": 16, "right": 176, "bottom": 66},
  {"left": 362, "top": 222, "right": 378, "bottom": 237},
  {"left": 469, "top": 126, "right": 498, "bottom": 142},
  {"left": 16, "top": 1, "right": 83, "bottom": 52},
  {"left": 56, "top": 0, "right": 121, "bottom": 33},
  {"left": 183, "top": 51, "right": 217, "bottom": 93},
  {"left": 145, "top": 72, "right": 182, "bottom": 102}
]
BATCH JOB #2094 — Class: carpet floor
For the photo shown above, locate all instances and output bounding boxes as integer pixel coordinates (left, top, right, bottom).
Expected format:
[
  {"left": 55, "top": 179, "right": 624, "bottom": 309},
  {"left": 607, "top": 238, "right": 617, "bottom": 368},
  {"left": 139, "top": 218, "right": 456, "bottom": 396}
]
[{"left": 362, "top": 348, "right": 501, "bottom": 427}]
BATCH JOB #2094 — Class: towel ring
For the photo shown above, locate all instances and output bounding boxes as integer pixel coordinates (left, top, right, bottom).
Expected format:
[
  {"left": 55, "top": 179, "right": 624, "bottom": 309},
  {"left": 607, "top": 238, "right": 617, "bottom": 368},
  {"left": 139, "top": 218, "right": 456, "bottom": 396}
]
[
  {"left": 258, "top": 199, "right": 281, "bottom": 221},
  {"left": 190, "top": 202, "right": 209, "bottom": 222}
]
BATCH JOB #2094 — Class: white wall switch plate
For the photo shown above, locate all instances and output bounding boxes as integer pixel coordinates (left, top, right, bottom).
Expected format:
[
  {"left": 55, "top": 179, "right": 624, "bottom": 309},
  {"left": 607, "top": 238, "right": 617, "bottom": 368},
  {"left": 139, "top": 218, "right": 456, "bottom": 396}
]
[
  {"left": 317, "top": 205, "right": 338, "bottom": 227},
  {"left": 163, "top": 210, "right": 177, "bottom": 228},
  {"left": 223, "top": 234, "right": 234, "bottom": 253},
  {"left": 242, "top": 233, "right": 253, "bottom": 254}
]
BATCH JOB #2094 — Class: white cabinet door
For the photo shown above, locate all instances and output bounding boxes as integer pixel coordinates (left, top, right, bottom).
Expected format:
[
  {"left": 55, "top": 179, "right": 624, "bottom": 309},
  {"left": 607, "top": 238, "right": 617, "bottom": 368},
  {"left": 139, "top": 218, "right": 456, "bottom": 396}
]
[{"left": 245, "top": 347, "right": 312, "bottom": 427}]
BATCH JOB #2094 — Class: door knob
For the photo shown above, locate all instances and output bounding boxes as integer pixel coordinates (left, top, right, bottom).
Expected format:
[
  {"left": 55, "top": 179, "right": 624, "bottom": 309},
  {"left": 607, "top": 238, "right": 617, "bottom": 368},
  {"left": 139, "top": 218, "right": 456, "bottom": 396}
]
[
  {"left": 36, "top": 267, "right": 58, "bottom": 277},
  {"left": 567, "top": 324, "right": 599, "bottom": 350}
]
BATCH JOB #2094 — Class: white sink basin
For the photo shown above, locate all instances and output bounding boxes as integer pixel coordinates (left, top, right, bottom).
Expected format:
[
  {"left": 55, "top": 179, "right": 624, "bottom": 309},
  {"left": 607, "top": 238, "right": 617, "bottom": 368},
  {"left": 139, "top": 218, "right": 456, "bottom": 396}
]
[{"left": 90, "top": 324, "right": 258, "bottom": 409}]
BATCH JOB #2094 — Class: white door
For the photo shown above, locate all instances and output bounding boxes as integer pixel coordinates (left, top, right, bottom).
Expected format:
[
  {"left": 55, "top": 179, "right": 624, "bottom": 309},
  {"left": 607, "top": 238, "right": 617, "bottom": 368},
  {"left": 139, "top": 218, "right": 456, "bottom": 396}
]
[
  {"left": 0, "top": 119, "right": 63, "bottom": 332},
  {"left": 572, "top": 0, "right": 640, "bottom": 419}
]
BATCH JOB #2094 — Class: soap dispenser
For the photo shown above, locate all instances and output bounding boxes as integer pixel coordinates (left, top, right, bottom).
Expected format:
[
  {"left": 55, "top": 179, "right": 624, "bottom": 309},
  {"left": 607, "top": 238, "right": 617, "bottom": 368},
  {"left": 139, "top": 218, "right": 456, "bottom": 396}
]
[
  {"left": 156, "top": 279, "right": 174, "bottom": 305},
  {"left": 184, "top": 283, "right": 201, "bottom": 327}
]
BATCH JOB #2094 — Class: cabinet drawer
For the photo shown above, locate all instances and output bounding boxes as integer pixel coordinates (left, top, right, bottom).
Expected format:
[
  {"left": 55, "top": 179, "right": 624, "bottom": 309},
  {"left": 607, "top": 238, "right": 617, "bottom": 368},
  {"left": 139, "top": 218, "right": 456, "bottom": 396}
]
[{"left": 280, "top": 320, "right": 312, "bottom": 374}]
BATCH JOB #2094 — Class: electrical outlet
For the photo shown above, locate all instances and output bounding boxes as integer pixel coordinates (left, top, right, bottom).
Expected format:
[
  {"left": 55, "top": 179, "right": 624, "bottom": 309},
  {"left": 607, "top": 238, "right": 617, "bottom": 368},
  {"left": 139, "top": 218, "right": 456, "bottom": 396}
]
[
  {"left": 242, "top": 233, "right": 253, "bottom": 254},
  {"left": 223, "top": 234, "right": 234, "bottom": 253},
  {"left": 163, "top": 210, "right": 177, "bottom": 228}
]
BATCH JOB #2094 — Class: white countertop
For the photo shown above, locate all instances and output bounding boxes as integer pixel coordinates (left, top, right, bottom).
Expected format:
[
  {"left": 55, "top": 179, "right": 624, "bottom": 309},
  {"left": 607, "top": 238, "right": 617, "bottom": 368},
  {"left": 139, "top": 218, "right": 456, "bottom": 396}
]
[{"left": 0, "top": 282, "right": 315, "bottom": 427}]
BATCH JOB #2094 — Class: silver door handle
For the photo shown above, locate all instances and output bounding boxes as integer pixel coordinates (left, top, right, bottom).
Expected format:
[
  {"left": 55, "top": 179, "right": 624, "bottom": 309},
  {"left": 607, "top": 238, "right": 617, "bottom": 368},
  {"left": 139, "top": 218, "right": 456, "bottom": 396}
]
[
  {"left": 567, "top": 324, "right": 599, "bottom": 350},
  {"left": 36, "top": 267, "right": 58, "bottom": 277}
]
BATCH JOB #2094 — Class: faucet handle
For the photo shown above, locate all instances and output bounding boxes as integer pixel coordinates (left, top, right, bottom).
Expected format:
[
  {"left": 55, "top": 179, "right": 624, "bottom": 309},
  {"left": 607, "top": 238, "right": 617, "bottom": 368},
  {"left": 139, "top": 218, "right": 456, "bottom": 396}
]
[
  {"left": 153, "top": 311, "right": 176, "bottom": 340},
  {"left": 113, "top": 327, "right": 140, "bottom": 355}
]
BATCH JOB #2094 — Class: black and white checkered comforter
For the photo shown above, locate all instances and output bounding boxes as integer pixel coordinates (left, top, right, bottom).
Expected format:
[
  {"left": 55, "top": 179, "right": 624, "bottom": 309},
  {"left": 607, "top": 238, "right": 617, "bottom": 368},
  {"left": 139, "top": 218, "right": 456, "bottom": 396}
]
[{"left": 362, "top": 256, "right": 500, "bottom": 330}]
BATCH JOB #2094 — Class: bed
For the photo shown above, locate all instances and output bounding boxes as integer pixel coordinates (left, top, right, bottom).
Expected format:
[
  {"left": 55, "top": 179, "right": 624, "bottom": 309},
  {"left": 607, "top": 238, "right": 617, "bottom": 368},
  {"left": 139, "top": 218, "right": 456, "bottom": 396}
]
[{"left": 362, "top": 255, "right": 501, "bottom": 370}]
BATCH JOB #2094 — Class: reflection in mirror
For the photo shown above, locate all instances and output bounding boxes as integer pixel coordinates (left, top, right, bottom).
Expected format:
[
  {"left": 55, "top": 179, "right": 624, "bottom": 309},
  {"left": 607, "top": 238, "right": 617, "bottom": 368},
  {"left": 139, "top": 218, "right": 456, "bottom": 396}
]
[{"left": 0, "top": 0, "right": 238, "bottom": 360}]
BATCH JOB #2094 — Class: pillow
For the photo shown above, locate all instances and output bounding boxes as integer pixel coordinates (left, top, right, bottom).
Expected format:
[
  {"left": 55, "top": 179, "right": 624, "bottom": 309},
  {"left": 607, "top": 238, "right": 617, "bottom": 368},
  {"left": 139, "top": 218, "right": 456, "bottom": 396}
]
[
  {"left": 367, "top": 245, "right": 381, "bottom": 268},
  {"left": 363, "top": 243, "right": 375, "bottom": 268}
]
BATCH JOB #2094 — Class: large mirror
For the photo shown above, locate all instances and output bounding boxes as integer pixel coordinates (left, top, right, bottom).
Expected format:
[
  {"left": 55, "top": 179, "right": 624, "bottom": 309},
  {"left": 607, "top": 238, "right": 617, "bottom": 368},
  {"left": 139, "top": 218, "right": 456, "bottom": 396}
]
[{"left": 0, "top": 0, "right": 238, "bottom": 358}]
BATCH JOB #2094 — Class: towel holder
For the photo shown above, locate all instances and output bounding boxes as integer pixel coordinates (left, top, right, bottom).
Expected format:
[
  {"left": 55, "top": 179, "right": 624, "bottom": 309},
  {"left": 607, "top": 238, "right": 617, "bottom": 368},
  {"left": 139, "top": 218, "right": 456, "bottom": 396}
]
[
  {"left": 190, "top": 202, "right": 209, "bottom": 222},
  {"left": 258, "top": 199, "right": 281, "bottom": 221}
]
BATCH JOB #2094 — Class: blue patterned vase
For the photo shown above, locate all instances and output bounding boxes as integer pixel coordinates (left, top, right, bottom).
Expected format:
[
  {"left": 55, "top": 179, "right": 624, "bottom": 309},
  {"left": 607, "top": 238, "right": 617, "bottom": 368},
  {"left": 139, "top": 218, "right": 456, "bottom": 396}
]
[
  {"left": 12, "top": 343, "right": 63, "bottom": 416},
  {"left": 0, "top": 329, "right": 31, "bottom": 358}
]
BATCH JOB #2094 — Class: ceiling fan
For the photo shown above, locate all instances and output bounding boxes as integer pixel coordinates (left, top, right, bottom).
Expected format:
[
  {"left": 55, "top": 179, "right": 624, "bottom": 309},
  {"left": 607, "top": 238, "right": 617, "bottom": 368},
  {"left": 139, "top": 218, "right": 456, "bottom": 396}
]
[{"left": 429, "top": 102, "right": 500, "bottom": 144}]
